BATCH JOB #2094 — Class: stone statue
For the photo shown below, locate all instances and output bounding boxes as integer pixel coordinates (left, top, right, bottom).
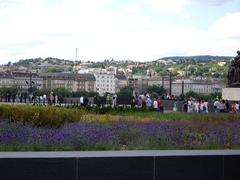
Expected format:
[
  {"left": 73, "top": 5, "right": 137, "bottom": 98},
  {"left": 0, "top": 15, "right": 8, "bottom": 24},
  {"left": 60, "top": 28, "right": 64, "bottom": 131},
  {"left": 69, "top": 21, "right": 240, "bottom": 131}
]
[{"left": 228, "top": 51, "right": 240, "bottom": 87}]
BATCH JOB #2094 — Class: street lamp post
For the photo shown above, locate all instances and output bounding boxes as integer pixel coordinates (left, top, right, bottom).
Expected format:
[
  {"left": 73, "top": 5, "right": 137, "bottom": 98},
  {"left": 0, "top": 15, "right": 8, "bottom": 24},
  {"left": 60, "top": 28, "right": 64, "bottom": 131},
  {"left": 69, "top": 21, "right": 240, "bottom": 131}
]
[
  {"left": 162, "top": 76, "right": 164, "bottom": 89},
  {"left": 29, "top": 71, "right": 32, "bottom": 94},
  {"left": 181, "top": 80, "right": 184, "bottom": 99},
  {"left": 25, "top": 72, "right": 34, "bottom": 103},
  {"left": 26, "top": 71, "right": 33, "bottom": 95},
  {"left": 169, "top": 71, "right": 172, "bottom": 97}
]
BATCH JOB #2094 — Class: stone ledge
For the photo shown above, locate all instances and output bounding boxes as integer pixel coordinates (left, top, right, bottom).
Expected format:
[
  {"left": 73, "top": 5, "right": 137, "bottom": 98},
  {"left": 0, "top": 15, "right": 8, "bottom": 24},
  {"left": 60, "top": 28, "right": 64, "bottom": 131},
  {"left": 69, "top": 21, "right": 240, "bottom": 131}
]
[
  {"left": 1, "top": 150, "right": 240, "bottom": 158},
  {"left": 222, "top": 87, "right": 240, "bottom": 101}
]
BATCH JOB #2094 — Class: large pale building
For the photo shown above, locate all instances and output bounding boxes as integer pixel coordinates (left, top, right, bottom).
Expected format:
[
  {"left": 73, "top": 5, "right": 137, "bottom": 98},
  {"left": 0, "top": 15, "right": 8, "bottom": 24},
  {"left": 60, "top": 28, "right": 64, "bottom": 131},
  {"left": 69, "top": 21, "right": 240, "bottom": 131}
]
[
  {"left": 147, "top": 76, "right": 170, "bottom": 89},
  {"left": 115, "top": 74, "right": 127, "bottom": 92},
  {"left": 40, "top": 73, "right": 96, "bottom": 92},
  {"left": 0, "top": 72, "right": 14, "bottom": 88},
  {"left": 12, "top": 72, "right": 43, "bottom": 90},
  {"left": 94, "top": 73, "right": 116, "bottom": 96},
  {"left": 128, "top": 75, "right": 149, "bottom": 95},
  {"left": 133, "top": 75, "right": 225, "bottom": 96},
  {"left": 0, "top": 72, "right": 43, "bottom": 90},
  {"left": 171, "top": 79, "right": 225, "bottom": 96}
]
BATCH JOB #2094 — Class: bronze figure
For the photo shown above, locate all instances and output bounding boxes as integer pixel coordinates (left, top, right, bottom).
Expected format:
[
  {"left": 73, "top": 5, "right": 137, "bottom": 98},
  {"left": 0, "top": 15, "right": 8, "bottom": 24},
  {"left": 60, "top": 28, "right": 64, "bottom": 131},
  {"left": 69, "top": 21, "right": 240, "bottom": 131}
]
[{"left": 228, "top": 51, "right": 240, "bottom": 87}]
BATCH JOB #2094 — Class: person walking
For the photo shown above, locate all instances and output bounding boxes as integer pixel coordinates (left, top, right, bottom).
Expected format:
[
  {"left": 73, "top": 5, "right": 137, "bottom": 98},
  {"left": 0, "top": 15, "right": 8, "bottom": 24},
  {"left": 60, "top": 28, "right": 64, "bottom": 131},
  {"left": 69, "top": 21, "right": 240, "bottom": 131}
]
[
  {"left": 236, "top": 102, "right": 239, "bottom": 113},
  {"left": 43, "top": 94, "right": 47, "bottom": 105},
  {"left": 153, "top": 98, "right": 158, "bottom": 112},
  {"left": 231, "top": 102, "right": 237, "bottom": 113},
  {"left": 80, "top": 96, "right": 84, "bottom": 106},
  {"left": 203, "top": 100, "right": 209, "bottom": 113},
  {"left": 213, "top": 99, "right": 220, "bottom": 113},
  {"left": 146, "top": 96, "right": 152, "bottom": 110}
]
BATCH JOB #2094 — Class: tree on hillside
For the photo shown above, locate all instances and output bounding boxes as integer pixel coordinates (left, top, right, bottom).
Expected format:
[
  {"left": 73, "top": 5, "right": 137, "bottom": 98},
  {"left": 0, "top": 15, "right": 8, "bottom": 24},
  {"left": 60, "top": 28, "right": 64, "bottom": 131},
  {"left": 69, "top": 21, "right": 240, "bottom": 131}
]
[
  {"left": 205, "top": 92, "right": 222, "bottom": 100},
  {"left": 72, "top": 91, "right": 99, "bottom": 97},
  {"left": 185, "top": 91, "right": 200, "bottom": 99},
  {"left": 32, "top": 89, "right": 50, "bottom": 96},
  {"left": 117, "top": 86, "right": 133, "bottom": 99},
  {"left": 53, "top": 87, "right": 71, "bottom": 97},
  {"left": 147, "top": 85, "right": 166, "bottom": 98}
]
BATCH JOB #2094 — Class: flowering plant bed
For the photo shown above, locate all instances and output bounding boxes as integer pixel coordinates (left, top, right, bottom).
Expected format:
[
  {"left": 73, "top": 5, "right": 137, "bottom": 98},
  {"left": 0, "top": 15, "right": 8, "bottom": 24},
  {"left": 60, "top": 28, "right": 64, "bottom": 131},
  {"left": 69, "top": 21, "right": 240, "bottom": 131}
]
[{"left": 0, "top": 105, "right": 240, "bottom": 151}]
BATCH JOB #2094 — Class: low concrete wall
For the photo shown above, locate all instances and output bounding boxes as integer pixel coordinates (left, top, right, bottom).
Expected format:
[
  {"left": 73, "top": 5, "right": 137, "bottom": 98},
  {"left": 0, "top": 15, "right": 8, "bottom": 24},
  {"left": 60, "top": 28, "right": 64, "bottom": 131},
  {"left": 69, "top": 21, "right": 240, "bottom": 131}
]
[
  {"left": 0, "top": 150, "right": 239, "bottom": 180},
  {"left": 222, "top": 88, "right": 240, "bottom": 101}
]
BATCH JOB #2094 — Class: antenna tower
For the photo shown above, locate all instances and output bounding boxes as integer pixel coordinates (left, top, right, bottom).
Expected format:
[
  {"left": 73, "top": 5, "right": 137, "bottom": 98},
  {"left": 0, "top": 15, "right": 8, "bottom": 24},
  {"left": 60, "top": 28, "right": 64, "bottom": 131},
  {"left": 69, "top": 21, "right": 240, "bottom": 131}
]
[{"left": 75, "top": 48, "right": 78, "bottom": 63}]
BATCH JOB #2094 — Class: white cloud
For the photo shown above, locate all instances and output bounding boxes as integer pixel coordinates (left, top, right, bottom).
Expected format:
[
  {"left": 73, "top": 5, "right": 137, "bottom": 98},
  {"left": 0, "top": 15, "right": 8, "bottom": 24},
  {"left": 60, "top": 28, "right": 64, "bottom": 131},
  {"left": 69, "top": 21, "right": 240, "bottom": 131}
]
[
  {"left": 0, "top": 0, "right": 239, "bottom": 64},
  {"left": 190, "top": 0, "right": 235, "bottom": 6},
  {"left": 209, "top": 12, "right": 240, "bottom": 39},
  {"left": 143, "top": 0, "right": 188, "bottom": 14},
  {"left": 125, "top": 3, "right": 142, "bottom": 13}
]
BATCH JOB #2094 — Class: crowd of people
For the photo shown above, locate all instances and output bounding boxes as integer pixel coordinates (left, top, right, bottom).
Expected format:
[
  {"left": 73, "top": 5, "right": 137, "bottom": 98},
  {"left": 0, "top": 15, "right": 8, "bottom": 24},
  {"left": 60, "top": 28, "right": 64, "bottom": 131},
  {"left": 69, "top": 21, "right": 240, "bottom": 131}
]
[
  {"left": 129, "top": 94, "right": 240, "bottom": 114},
  {"left": 183, "top": 98, "right": 239, "bottom": 113},
  {"left": 131, "top": 94, "right": 164, "bottom": 112},
  {"left": 29, "top": 92, "right": 64, "bottom": 106},
  {"left": 183, "top": 99, "right": 209, "bottom": 113},
  {"left": 213, "top": 98, "right": 239, "bottom": 113},
  {"left": 1, "top": 90, "right": 240, "bottom": 113}
]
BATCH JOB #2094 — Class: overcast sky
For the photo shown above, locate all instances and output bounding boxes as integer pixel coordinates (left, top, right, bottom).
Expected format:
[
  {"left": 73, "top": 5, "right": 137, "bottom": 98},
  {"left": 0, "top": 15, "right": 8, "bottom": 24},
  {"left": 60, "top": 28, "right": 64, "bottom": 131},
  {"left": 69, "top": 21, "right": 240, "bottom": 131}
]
[{"left": 0, "top": 0, "right": 239, "bottom": 64}]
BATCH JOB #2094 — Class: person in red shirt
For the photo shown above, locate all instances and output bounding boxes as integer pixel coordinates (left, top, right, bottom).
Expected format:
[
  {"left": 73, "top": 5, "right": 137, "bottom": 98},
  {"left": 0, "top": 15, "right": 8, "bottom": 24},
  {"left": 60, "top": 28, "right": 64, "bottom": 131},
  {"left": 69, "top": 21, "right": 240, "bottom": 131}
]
[
  {"left": 231, "top": 102, "right": 237, "bottom": 113},
  {"left": 157, "top": 97, "right": 163, "bottom": 112}
]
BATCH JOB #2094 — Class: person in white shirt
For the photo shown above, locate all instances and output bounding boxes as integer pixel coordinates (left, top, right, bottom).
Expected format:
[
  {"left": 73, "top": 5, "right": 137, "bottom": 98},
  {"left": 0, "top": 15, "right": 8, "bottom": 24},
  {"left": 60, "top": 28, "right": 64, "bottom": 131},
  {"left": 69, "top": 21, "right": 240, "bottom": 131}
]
[
  {"left": 55, "top": 95, "right": 58, "bottom": 105},
  {"left": 40, "top": 96, "right": 43, "bottom": 105},
  {"left": 173, "top": 100, "right": 178, "bottom": 111},
  {"left": 194, "top": 101, "right": 199, "bottom": 113},
  {"left": 213, "top": 99, "right": 220, "bottom": 113},
  {"left": 43, "top": 94, "right": 47, "bottom": 105},
  {"left": 236, "top": 102, "right": 239, "bottom": 113},
  {"left": 203, "top": 100, "right": 209, "bottom": 113},
  {"left": 199, "top": 100, "right": 204, "bottom": 113},
  {"left": 153, "top": 99, "right": 158, "bottom": 112},
  {"left": 80, "top": 96, "right": 84, "bottom": 105},
  {"left": 112, "top": 94, "right": 117, "bottom": 108},
  {"left": 188, "top": 99, "right": 193, "bottom": 112}
]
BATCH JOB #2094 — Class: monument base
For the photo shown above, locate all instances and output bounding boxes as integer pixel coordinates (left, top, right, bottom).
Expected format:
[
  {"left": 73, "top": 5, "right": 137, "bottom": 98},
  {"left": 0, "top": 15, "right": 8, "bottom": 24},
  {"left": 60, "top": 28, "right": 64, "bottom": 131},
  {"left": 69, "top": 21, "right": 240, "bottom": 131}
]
[
  {"left": 222, "top": 88, "right": 240, "bottom": 101},
  {"left": 229, "top": 83, "right": 240, "bottom": 87}
]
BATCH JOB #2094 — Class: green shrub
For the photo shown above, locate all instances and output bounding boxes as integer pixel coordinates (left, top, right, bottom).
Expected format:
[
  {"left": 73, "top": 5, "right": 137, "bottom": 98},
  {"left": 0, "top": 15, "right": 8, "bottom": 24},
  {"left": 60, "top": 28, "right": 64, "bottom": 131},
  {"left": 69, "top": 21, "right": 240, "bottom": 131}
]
[{"left": 0, "top": 105, "right": 85, "bottom": 127}]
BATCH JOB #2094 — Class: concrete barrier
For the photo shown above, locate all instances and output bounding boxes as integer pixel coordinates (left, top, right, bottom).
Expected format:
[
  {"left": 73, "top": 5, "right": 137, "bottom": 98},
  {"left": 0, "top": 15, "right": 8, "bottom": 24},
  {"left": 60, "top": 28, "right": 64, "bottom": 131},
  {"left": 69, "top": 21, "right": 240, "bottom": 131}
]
[{"left": 0, "top": 150, "right": 239, "bottom": 180}]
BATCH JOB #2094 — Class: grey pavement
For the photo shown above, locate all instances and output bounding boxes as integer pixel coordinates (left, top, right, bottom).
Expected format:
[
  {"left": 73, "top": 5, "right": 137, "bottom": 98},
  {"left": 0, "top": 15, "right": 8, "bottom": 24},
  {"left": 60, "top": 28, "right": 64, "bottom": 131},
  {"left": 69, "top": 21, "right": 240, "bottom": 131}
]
[{"left": 1, "top": 150, "right": 240, "bottom": 158}]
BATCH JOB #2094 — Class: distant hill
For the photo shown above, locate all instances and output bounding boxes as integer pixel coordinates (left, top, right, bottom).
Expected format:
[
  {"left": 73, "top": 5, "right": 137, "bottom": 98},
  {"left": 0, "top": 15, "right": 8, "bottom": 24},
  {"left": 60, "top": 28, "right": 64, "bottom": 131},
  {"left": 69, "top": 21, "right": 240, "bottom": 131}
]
[
  {"left": 11, "top": 55, "right": 234, "bottom": 67},
  {"left": 13, "top": 57, "right": 75, "bottom": 67},
  {"left": 160, "top": 55, "right": 233, "bottom": 63}
]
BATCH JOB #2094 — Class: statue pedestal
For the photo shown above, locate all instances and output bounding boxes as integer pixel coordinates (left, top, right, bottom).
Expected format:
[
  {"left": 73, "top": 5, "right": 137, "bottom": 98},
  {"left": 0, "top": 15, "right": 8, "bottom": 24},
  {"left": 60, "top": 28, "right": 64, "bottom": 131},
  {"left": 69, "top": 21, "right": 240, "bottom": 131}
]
[{"left": 222, "top": 88, "right": 240, "bottom": 101}]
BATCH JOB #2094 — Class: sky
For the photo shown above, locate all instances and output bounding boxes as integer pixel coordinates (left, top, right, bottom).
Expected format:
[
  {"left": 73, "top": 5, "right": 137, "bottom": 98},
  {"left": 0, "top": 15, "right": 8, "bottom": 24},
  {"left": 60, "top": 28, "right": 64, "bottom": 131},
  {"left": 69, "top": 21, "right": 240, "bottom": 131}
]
[{"left": 0, "top": 0, "right": 240, "bottom": 64}]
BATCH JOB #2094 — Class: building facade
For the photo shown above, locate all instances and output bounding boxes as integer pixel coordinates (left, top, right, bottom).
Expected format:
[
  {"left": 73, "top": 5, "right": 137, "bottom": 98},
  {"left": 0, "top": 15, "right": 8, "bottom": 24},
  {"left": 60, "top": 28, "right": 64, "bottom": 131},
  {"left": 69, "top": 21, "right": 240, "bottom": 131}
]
[
  {"left": 94, "top": 73, "right": 116, "bottom": 96},
  {"left": 0, "top": 72, "right": 43, "bottom": 91},
  {"left": 40, "top": 73, "right": 96, "bottom": 92},
  {"left": 147, "top": 76, "right": 170, "bottom": 90},
  {"left": 12, "top": 72, "right": 43, "bottom": 90},
  {"left": 128, "top": 75, "right": 149, "bottom": 95},
  {"left": 0, "top": 72, "right": 14, "bottom": 88},
  {"left": 115, "top": 74, "right": 127, "bottom": 92},
  {"left": 171, "top": 79, "right": 225, "bottom": 96}
]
